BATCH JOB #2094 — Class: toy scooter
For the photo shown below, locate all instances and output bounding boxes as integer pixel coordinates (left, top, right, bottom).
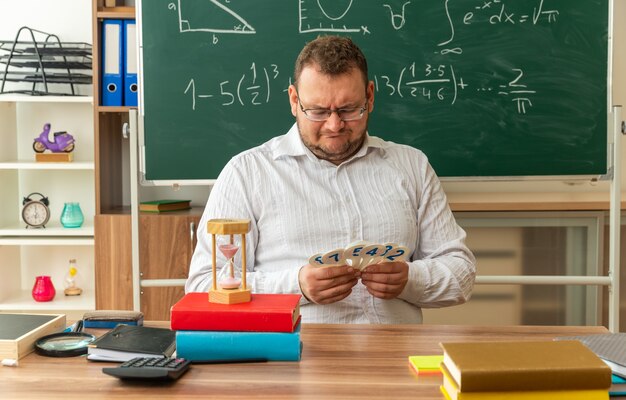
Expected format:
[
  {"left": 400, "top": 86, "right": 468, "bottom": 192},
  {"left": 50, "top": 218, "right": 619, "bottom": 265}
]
[{"left": 33, "top": 123, "right": 75, "bottom": 153}]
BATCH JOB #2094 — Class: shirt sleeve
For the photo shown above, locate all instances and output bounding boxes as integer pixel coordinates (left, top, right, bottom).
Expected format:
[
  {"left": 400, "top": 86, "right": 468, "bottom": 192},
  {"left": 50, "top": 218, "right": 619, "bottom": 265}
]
[
  {"left": 397, "top": 159, "right": 476, "bottom": 308},
  {"left": 185, "top": 156, "right": 308, "bottom": 301}
]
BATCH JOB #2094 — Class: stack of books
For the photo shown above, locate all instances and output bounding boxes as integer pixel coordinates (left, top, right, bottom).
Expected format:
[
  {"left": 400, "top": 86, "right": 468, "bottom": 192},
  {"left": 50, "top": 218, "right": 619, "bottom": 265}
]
[
  {"left": 170, "top": 292, "right": 302, "bottom": 362},
  {"left": 438, "top": 340, "right": 611, "bottom": 400}
]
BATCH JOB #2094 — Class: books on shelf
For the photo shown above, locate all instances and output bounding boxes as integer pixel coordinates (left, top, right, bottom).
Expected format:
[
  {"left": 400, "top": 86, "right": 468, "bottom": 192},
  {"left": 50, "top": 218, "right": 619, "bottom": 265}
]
[
  {"left": 439, "top": 340, "right": 611, "bottom": 393},
  {"left": 0, "top": 313, "right": 66, "bottom": 360},
  {"left": 556, "top": 333, "right": 626, "bottom": 379},
  {"left": 176, "top": 323, "right": 302, "bottom": 362},
  {"left": 139, "top": 199, "right": 191, "bottom": 213},
  {"left": 171, "top": 292, "right": 301, "bottom": 333},
  {"left": 440, "top": 363, "right": 609, "bottom": 400},
  {"left": 87, "top": 324, "right": 176, "bottom": 362}
]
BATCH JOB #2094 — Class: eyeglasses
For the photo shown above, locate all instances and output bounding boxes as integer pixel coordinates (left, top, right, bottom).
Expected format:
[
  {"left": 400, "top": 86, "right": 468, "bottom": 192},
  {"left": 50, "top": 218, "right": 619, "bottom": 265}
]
[{"left": 297, "top": 94, "right": 368, "bottom": 122}]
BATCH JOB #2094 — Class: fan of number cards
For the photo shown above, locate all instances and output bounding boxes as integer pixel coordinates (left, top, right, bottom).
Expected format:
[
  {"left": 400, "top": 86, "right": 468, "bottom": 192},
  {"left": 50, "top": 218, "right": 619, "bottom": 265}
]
[{"left": 308, "top": 242, "right": 409, "bottom": 270}]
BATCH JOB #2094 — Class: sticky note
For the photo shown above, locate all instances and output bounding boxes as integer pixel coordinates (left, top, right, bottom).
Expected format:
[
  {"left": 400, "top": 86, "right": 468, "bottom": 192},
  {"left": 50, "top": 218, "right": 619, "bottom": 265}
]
[{"left": 408, "top": 355, "right": 444, "bottom": 375}]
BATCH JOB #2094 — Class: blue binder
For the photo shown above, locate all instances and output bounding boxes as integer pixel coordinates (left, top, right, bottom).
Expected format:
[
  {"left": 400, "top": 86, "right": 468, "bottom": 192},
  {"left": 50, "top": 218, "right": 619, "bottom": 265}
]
[
  {"left": 101, "top": 19, "right": 123, "bottom": 106},
  {"left": 123, "top": 19, "right": 138, "bottom": 107}
]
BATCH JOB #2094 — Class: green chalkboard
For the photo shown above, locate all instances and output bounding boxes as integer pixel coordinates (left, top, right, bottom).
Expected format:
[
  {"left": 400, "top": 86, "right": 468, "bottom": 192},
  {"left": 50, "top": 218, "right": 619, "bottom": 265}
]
[{"left": 140, "top": 0, "right": 609, "bottom": 181}]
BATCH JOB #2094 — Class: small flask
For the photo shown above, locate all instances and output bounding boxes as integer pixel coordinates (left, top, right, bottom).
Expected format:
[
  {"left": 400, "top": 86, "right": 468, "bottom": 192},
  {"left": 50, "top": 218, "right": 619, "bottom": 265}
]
[
  {"left": 32, "top": 275, "right": 56, "bottom": 302},
  {"left": 60, "top": 202, "right": 84, "bottom": 228},
  {"left": 64, "top": 259, "right": 82, "bottom": 296}
]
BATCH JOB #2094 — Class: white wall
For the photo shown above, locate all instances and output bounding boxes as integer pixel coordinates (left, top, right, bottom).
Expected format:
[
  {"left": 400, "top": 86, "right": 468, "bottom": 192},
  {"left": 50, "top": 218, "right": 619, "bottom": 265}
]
[{"left": 0, "top": 0, "right": 92, "bottom": 42}]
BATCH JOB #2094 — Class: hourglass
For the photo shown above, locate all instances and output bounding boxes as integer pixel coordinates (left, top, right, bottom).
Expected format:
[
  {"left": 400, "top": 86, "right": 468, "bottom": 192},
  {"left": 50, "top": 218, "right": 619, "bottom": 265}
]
[{"left": 208, "top": 218, "right": 251, "bottom": 304}]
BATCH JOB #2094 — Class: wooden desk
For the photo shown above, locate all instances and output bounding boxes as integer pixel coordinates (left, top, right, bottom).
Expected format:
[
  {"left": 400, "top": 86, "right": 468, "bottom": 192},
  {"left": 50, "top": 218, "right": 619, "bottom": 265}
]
[{"left": 1, "top": 324, "right": 609, "bottom": 399}]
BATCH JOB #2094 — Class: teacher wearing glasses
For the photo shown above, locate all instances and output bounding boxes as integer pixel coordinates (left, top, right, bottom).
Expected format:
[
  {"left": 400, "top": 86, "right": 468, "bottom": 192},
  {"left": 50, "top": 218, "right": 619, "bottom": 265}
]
[{"left": 186, "top": 35, "right": 476, "bottom": 324}]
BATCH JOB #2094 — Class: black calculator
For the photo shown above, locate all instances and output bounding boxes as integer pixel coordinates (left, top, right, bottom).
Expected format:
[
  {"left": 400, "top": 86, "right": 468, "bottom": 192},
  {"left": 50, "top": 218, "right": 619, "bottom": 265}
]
[{"left": 102, "top": 357, "right": 191, "bottom": 381}]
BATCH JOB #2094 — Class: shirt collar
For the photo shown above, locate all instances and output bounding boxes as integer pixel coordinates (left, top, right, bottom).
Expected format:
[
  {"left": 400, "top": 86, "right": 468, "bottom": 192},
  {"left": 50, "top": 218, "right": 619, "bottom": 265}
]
[{"left": 271, "top": 123, "right": 385, "bottom": 163}]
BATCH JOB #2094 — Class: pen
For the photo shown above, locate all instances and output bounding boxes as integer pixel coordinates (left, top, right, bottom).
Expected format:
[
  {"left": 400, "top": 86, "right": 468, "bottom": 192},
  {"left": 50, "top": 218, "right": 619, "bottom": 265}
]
[{"left": 63, "top": 320, "right": 83, "bottom": 333}]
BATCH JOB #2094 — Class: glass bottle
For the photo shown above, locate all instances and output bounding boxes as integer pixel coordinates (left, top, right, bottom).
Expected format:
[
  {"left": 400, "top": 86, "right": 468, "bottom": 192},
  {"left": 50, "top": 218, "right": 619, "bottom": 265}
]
[
  {"left": 32, "top": 275, "right": 56, "bottom": 302},
  {"left": 60, "top": 202, "right": 84, "bottom": 228}
]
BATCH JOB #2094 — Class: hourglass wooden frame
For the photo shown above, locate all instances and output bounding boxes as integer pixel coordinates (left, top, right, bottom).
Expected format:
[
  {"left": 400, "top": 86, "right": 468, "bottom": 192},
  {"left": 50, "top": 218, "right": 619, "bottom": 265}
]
[{"left": 208, "top": 218, "right": 251, "bottom": 304}]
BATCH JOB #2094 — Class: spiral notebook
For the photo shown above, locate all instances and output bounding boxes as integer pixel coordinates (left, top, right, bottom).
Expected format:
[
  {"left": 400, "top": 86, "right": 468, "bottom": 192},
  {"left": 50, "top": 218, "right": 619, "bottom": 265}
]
[{"left": 556, "top": 333, "right": 626, "bottom": 378}]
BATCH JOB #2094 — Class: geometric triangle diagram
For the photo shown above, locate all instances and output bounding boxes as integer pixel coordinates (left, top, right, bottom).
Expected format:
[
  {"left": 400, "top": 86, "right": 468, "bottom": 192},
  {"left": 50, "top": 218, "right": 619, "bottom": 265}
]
[{"left": 178, "top": 0, "right": 256, "bottom": 34}]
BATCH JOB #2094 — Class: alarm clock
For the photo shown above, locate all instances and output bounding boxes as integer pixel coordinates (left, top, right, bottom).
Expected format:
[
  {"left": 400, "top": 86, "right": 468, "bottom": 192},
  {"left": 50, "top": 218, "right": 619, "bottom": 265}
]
[{"left": 22, "top": 192, "right": 50, "bottom": 228}]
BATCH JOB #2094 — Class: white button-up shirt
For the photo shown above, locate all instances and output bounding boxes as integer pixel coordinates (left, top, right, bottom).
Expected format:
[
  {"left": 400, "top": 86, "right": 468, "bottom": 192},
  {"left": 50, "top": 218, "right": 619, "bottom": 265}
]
[{"left": 186, "top": 123, "right": 476, "bottom": 324}]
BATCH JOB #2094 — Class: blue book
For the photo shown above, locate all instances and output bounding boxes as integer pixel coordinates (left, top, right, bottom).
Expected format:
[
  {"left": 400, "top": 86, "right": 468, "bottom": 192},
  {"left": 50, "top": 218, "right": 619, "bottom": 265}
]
[
  {"left": 83, "top": 320, "right": 141, "bottom": 329},
  {"left": 611, "top": 374, "right": 626, "bottom": 396},
  {"left": 176, "top": 324, "right": 301, "bottom": 362}
]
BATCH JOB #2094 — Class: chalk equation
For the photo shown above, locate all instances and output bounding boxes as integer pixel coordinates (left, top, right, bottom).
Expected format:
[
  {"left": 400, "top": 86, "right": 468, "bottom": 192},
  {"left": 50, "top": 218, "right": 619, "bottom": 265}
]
[
  {"left": 374, "top": 64, "right": 536, "bottom": 113},
  {"left": 183, "top": 63, "right": 280, "bottom": 110},
  {"left": 182, "top": 62, "right": 536, "bottom": 114},
  {"left": 438, "top": 0, "right": 559, "bottom": 55},
  {"left": 374, "top": 63, "right": 466, "bottom": 106},
  {"left": 167, "top": 0, "right": 560, "bottom": 48}
]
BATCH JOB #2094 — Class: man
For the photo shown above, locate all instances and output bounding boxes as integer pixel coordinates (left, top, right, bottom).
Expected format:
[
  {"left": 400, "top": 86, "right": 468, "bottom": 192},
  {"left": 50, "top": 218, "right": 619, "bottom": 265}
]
[{"left": 186, "top": 35, "right": 476, "bottom": 323}]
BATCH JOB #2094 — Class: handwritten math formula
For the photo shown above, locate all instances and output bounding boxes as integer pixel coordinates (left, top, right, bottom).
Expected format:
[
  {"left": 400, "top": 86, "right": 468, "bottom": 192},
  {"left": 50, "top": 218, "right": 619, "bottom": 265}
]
[
  {"left": 167, "top": 0, "right": 559, "bottom": 115},
  {"left": 437, "top": 0, "right": 559, "bottom": 55},
  {"left": 168, "top": 0, "right": 559, "bottom": 40},
  {"left": 182, "top": 62, "right": 535, "bottom": 114},
  {"left": 183, "top": 63, "right": 280, "bottom": 110}
]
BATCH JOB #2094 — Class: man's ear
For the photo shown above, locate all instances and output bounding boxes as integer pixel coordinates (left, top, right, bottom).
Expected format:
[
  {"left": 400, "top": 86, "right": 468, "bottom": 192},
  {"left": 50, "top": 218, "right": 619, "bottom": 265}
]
[
  {"left": 367, "top": 80, "right": 375, "bottom": 113},
  {"left": 288, "top": 85, "right": 298, "bottom": 117}
]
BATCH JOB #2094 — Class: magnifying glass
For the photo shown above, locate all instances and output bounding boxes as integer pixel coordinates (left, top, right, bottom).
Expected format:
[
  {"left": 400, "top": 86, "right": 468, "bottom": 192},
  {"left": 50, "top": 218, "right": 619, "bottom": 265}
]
[{"left": 34, "top": 331, "right": 96, "bottom": 357}]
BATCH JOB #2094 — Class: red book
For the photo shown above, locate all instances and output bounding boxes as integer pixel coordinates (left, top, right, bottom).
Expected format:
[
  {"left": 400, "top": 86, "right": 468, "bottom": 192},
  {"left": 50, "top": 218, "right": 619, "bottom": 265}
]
[{"left": 170, "top": 293, "right": 301, "bottom": 332}]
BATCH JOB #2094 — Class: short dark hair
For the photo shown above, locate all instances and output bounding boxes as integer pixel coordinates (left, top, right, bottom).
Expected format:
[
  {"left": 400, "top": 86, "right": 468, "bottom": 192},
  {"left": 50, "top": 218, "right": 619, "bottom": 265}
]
[{"left": 294, "top": 35, "right": 368, "bottom": 88}]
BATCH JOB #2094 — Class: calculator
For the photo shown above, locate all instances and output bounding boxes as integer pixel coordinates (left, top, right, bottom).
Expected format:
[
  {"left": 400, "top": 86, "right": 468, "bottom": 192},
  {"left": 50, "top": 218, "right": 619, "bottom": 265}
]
[{"left": 102, "top": 357, "right": 191, "bottom": 381}]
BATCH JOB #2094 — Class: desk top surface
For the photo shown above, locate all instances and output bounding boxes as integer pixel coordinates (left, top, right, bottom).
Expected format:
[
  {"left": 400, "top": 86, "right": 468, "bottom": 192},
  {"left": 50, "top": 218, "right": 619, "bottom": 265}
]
[{"left": 1, "top": 323, "right": 609, "bottom": 399}]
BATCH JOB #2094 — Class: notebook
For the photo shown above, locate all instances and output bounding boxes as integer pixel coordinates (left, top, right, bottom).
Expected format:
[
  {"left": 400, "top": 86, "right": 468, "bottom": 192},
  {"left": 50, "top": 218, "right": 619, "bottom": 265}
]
[
  {"left": 87, "top": 324, "right": 176, "bottom": 362},
  {"left": 556, "top": 333, "right": 626, "bottom": 378}
]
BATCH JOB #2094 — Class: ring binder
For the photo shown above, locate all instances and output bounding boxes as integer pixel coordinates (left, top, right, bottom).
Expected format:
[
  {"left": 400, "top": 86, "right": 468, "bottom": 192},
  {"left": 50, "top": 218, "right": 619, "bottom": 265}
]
[
  {"left": 101, "top": 19, "right": 123, "bottom": 106},
  {"left": 123, "top": 19, "right": 137, "bottom": 107}
]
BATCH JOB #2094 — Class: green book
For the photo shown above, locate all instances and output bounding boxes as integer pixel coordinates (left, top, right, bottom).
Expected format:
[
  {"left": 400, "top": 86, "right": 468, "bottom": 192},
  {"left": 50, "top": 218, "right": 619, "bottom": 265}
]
[{"left": 139, "top": 199, "right": 191, "bottom": 213}]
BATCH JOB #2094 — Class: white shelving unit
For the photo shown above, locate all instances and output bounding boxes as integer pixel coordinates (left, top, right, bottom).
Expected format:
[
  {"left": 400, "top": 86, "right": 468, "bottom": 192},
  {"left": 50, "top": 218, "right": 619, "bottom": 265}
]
[{"left": 0, "top": 96, "right": 95, "bottom": 317}]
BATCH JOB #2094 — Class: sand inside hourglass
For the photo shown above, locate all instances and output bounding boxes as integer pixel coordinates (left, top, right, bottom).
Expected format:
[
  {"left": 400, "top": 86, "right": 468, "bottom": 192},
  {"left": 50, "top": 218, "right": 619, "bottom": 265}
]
[{"left": 218, "top": 243, "right": 241, "bottom": 289}]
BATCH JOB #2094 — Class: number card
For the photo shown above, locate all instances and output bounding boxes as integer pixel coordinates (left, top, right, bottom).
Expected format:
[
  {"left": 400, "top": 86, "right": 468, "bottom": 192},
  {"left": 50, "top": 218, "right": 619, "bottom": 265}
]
[
  {"left": 321, "top": 248, "right": 346, "bottom": 266},
  {"left": 308, "top": 242, "right": 411, "bottom": 270}
]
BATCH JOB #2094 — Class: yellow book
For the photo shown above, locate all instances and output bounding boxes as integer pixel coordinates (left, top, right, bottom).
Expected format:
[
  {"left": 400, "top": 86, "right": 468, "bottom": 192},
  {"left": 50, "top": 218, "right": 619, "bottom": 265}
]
[
  {"left": 439, "top": 340, "right": 611, "bottom": 392},
  {"left": 441, "top": 363, "right": 609, "bottom": 400}
]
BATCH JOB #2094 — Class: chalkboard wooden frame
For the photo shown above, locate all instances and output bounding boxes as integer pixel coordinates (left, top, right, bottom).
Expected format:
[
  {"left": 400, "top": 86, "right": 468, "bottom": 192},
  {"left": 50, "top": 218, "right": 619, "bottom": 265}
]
[{"left": 138, "top": 0, "right": 611, "bottom": 185}]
